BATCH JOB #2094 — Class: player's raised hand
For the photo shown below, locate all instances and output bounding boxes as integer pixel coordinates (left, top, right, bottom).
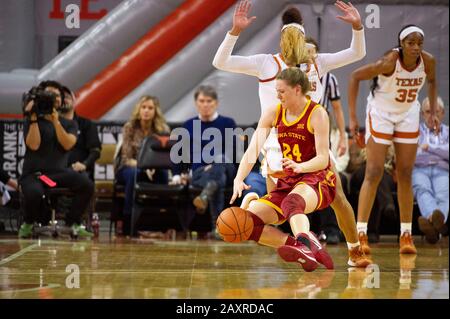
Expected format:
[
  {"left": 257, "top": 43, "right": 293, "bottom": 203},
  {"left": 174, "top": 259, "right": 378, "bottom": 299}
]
[
  {"left": 230, "top": 179, "right": 251, "bottom": 204},
  {"left": 231, "top": 0, "right": 256, "bottom": 35},
  {"left": 334, "top": 1, "right": 362, "bottom": 30}
]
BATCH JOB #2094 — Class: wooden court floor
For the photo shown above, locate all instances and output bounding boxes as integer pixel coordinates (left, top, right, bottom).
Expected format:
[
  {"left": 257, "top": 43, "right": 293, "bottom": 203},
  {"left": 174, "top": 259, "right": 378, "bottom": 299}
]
[{"left": 0, "top": 236, "right": 448, "bottom": 299}]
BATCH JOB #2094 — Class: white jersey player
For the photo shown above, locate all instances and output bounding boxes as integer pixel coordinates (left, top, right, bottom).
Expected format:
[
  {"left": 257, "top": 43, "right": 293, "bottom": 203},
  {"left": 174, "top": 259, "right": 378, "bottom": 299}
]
[
  {"left": 348, "top": 24, "right": 440, "bottom": 255},
  {"left": 213, "top": 1, "right": 365, "bottom": 179},
  {"left": 213, "top": 0, "right": 372, "bottom": 268}
]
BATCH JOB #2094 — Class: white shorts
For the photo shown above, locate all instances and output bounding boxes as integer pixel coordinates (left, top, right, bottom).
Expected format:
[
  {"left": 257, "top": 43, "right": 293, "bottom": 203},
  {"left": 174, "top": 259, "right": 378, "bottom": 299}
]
[
  {"left": 260, "top": 128, "right": 282, "bottom": 179},
  {"left": 365, "top": 102, "right": 420, "bottom": 145}
]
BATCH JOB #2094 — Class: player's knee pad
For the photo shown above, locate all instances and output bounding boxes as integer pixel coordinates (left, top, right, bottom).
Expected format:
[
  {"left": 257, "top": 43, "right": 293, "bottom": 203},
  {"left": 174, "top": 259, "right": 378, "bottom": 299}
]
[
  {"left": 248, "top": 212, "right": 265, "bottom": 242},
  {"left": 281, "top": 193, "right": 306, "bottom": 220}
]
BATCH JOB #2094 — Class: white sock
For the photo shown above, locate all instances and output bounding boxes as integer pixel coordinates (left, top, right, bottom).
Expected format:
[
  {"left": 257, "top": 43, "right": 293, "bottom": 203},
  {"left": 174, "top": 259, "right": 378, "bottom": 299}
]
[
  {"left": 356, "top": 222, "right": 367, "bottom": 235},
  {"left": 347, "top": 242, "right": 360, "bottom": 250},
  {"left": 400, "top": 223, "right": 412, "bottom": 236},
  {"left": 290, "top": 214, "right": 310, "bottom": 237}
]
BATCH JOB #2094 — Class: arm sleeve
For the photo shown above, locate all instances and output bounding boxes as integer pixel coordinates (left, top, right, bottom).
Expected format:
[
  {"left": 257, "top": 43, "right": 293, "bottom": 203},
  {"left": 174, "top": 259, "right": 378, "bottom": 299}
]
[
  {"left": 316, "top": 28, "right": 366, "bottom": 76},
  {"left": 212, "top": 32, "right": 269, "bottom": 78}
]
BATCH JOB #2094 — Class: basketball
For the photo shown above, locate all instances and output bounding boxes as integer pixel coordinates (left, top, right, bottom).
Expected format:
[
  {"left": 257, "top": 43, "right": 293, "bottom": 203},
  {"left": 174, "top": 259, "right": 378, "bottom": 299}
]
[{"left": 216, "top": 207, "right": 254, "bottom": 243}]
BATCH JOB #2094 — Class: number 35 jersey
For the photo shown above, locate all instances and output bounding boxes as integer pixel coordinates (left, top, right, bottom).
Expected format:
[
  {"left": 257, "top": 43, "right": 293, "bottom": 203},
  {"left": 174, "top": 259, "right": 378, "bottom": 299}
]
[{"left": 367, "top": 48, "right": 426, "bottom": 114}]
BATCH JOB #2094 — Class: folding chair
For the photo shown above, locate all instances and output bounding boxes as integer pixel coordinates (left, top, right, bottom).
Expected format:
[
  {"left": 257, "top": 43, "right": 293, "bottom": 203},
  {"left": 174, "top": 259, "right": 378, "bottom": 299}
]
[{"left": 131, "top": 135, "right": 187, "bottom": 236}]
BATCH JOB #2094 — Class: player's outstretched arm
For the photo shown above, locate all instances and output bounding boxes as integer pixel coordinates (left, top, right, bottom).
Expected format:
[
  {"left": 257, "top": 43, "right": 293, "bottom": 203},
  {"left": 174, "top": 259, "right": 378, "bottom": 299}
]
[
  {"left": 230, "top": 106, "right": 276, "bottom": 204},
  {"left": 348, "top": 52, "right": 397, "bottom": 137},
  {"left": 422, "top": 52, "right": 440, "bottom": 131},
  {"left": 335, "top": 1, "right": 362, "bottom": 30},
  {"left": 317, "top": 1, "right": 365, "bottom": 74},
  {"left": 212, "top": 0, "right": 266, "bottom": 77}
]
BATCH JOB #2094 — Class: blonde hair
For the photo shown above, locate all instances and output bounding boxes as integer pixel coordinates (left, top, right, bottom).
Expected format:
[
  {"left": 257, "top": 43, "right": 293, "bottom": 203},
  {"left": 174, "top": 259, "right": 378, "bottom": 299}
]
[
  {"left": 129, "top": 95, "right": 170, "bottom": 134},
  {"left": 280, "top": 26, "right": 310, "bottom": 66}
]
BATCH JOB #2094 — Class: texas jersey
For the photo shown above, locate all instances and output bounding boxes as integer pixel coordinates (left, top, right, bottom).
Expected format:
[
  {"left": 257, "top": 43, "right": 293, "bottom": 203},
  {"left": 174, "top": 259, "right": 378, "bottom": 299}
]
[{"left": 367, "top": 48, "right": 426, "bottom": 113}]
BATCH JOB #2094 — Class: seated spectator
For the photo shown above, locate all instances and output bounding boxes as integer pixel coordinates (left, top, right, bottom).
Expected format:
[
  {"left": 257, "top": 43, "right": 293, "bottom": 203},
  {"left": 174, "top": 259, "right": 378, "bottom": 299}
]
[
  {"left": 115, "top": 95, "right": 170, "bottom": 234},
  {"left": 18, "top": 80, "right": 94, "bottom": 238},
  {"left": 172, "top": 85, "right": 237, "bottom": 239},
  {"left": 54, "top": 86, "right": 102, "bottom": 225},
  {"left": 60, "top": 86, "right": 101, "bottom": 180},
  {"left": 348, "top": 140, "right": 397, "bottom": 243},
  {"left": 413, "top": 97, "right": 449, "bottom": 243}
]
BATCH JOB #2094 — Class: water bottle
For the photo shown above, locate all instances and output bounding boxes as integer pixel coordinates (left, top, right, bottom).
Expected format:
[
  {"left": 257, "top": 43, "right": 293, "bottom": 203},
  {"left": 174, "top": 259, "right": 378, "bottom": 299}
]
[{"left": 92, "top": 213, "right": 100, "bottom": 238}]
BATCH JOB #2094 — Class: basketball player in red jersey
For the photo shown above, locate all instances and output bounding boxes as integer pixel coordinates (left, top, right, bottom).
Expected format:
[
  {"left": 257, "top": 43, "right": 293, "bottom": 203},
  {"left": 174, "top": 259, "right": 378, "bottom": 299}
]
[
  {"left": 348, "top": 25, "right": 440, "bottom": 254},
  {"left": 214, "top": 0, "right": 372, "bottom": 268},
  {"left": 228, "top": 67, "right": 338, "bottom": 272}
]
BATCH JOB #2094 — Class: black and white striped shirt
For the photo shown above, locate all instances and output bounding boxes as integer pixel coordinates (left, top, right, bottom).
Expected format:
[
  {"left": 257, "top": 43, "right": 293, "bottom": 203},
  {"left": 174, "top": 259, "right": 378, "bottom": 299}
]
[{"left": 319, "top": 72, "right": 341, "bottom": 113}]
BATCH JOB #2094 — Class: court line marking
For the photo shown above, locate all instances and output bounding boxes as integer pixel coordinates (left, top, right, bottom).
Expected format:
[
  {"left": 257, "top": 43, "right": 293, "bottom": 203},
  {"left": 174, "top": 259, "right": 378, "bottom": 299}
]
[
  {"left": 0, "top": 283, "right": 60, "bottom": 294},
  {"left": 188, "top": 243, "right": 199, "bottom": 298},
  {"left": 0, "top": 243, "right": 39, "bottom": 266},
  {"left": 0, "top": 239, "right": 87, "bottom": 245},
  {"left": 0, "top": 270, "right": 350, "bottom": 275}
]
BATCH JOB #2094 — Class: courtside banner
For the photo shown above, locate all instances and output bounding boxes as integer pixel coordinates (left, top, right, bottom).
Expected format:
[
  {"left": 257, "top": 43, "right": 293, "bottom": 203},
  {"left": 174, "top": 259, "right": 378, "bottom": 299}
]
[
  {"left": 0, "top": 119, "right": 124, "bottom": 182},
  {"left": 0, "top": 120, "right": 25, "bottom": 181}
]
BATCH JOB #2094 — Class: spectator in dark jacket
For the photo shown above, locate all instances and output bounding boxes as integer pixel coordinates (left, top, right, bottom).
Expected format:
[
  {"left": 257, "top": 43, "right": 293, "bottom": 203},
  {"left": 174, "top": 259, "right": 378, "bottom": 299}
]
[{"left": 60, "top": 86, "right": 101, "bottom": 180}]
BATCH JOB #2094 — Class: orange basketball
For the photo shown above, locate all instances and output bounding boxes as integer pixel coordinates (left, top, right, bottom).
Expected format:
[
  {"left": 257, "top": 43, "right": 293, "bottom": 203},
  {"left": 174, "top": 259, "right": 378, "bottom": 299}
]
[{"left": 216, "top": 207, "right": 254, "bottom": 243}]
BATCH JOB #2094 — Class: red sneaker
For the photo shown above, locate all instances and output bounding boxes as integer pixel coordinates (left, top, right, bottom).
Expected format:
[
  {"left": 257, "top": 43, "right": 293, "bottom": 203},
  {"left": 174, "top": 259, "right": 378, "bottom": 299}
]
[
  {"left": 306, "top": 232, "right": 334, "bottom": 269},
  {"left": 278, "top": 234, "right": 318, "bottom": 272}
]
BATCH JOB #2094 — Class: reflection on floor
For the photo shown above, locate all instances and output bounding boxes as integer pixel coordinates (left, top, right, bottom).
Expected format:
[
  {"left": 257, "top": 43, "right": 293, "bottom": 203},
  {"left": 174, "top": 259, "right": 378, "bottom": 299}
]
[{"left": 0, "top": 236, "right": 448, "bottom": 299}]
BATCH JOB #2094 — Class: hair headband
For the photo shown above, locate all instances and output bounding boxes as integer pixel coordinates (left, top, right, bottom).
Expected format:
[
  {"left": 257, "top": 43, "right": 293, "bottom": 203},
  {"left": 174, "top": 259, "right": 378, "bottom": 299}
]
[
  {"left": 281, "top": 23, "right": 305, "bottom": 35},
  {"left": 399, "top": 26, "right": 424, "bottom": 41}
]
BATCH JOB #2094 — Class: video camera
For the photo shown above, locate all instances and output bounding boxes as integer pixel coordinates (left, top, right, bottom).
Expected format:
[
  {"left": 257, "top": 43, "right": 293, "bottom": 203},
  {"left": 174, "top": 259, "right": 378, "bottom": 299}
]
[{"left": 22, "top": 86, "right": 56, "bottom": 117}]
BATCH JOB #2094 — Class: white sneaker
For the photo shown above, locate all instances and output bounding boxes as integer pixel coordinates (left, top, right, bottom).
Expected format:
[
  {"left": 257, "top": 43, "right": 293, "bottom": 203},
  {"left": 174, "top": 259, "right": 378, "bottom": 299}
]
[{"left": 240, "top": 192, "right": 259, "bottom": 210}]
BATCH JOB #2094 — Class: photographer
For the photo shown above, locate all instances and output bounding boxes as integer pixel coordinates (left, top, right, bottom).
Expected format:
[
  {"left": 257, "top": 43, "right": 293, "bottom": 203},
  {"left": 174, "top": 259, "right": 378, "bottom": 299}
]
[{"left": 18, "top": 80, "right": 94, "bottom": 238}]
